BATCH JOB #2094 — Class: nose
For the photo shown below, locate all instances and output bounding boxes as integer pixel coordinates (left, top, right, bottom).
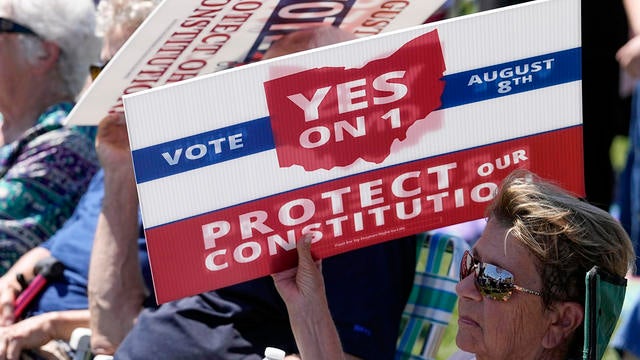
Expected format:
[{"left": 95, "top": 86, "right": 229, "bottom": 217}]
[{"left": 456, "top": 270, "right": 483, "bottom": 301}]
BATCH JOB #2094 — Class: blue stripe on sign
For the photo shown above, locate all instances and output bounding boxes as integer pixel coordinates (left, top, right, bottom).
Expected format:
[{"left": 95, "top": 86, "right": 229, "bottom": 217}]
[
  {"left": 132, "top": 48, "right": 581, "bottom": 184},
  {"left": 439, "top": 47, "right": 581, "bottom": 109},
  {"left": 132, "top": 116, "right": 274, "bottom": 183}
]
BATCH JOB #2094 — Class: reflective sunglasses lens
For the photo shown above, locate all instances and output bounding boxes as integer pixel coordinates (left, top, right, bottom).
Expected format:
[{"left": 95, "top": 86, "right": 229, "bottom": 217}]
[
  {"left": 90, "top": 59, "right": 111, "bottom": 81},
  {"left": 476, "top": 263, "right": 515, "bottom": 301},
  {"left": 90, "top": 64, "right": 104, "bottom": 81},
  {"left": 459, "top": 250, "right": 473, "bottom": 280}
]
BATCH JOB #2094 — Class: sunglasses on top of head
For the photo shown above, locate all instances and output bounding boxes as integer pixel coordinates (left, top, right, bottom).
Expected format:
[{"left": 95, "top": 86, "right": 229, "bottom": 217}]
[
  {"left": 459, "top": 249, "right": 543, "bottom": 302},
  {"left": 0, "top": 17, "right": 40, "bottom": 38}
]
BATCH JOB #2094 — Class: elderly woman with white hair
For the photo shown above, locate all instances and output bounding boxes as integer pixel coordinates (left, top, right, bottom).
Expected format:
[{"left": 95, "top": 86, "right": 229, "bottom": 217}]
[
  {"left": 0, "top": 0, "right": 100, "bottom": 273},
  {"left": 0, "top": 0, "right": 160, "bottom": 359}
]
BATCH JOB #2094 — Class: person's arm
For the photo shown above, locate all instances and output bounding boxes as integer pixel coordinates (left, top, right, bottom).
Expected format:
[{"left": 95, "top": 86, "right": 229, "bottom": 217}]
[
  {"left": 0, "top": 246, "right": 51, "bottom": 326},
  {"left": 618, "top": 0, "right": 640, "bottom": 78},
  {"left": 0, "top": 309, "right": 89, "bottom": 359},
  {"left": 88, "top": 114, "right": 146, "bottom": 355},
  {"left": 272, "top": 234, "right": 347, "bottom": 360},
  {"left": 624, "top": 0, "right": 640, "bottom": 36}
]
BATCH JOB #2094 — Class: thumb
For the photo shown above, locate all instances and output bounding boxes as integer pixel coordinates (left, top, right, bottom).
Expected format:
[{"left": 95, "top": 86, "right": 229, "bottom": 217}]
[
  {"left": 297, "top": 233, "right": 314, "bottom": 262},
  {"left": 297, "top": 233, "right": 322, "bottom": 274},
  {"left": 295, "top": 234, "right": 324, "bottom": 296}
]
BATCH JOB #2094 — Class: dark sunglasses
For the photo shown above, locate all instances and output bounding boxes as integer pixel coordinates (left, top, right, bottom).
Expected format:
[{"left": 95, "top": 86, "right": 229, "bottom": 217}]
[
  {"left": 89, "top": 60, "right": 110, "bottom": 81},
  {"left": 460, "top": 249, "right": 543, "bottom": 301},
  {"left": 0, "top": 17, "right": 39, "bottom": 38}
]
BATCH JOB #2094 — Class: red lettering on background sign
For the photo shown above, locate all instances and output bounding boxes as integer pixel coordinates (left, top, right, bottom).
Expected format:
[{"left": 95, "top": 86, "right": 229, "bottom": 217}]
[{"left": 264, "top": 29, "right": 445, "bottom": 171}]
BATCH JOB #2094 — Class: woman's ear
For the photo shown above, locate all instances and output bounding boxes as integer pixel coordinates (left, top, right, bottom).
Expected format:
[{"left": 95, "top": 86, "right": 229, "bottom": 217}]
[
  {"left": 542, "top": 301, "right": 584, "bottom": 349},
  {"left": 32, "top": 41, "right": 60, "bottom": 75}
]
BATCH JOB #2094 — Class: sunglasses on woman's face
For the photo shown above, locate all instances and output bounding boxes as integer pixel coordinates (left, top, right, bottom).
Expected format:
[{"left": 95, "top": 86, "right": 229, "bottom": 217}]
[
  {"left": 459, "top": 250, "right": 543, "bottom": 301},
  {"left": 0, "top": 17, "right": 39, "bottom": 38},
  {"left": 89, "top": 60, "right": 110, "bottom": 81}
]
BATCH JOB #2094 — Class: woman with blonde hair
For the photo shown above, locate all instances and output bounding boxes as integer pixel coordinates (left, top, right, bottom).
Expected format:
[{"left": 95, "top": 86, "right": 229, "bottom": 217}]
[{"left": 274, "top": 169, "right": 636, "bottom": 360}]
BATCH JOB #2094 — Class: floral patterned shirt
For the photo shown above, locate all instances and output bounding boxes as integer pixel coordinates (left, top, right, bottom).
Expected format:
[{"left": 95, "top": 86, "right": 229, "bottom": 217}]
[{"left": 0, "top": 102, "right": 99, "bottom": 274}]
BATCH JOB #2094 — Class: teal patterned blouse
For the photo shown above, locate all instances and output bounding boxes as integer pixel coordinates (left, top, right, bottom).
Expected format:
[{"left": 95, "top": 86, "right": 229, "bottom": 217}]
[{"left": 0, "top": 102, "right": 99, "bottom": 274}]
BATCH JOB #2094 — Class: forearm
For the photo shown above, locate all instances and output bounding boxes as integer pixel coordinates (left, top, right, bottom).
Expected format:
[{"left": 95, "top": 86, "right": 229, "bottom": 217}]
[
  {"left": 0, "top": 310, "right": 90, "bottom": 355},
  {"left": 273, "top": 235, "right": 359, "bottom": 360},
  {"left": 286, "top": 301, "right": 346, "bottom": 360},
  {"left": 88, "top": 166, "right": 145, "bottom": 354},
  {"left": 624, "top": 0, "right": 640, "bottom": 36},
  {"left": 290, "top": 321, "right": 346, "bottom": 360},
  {"left": 45, "top": 309, "right": 91, "bottom": 341}
]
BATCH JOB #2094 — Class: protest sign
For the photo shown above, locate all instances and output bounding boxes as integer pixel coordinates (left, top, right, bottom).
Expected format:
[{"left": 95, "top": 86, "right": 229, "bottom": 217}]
[
  {"left": 65, "top": 0, "right": 446, "bottom": 126},
  {"left": 123, "top": 0, "right": 583, "bottom": 303}
]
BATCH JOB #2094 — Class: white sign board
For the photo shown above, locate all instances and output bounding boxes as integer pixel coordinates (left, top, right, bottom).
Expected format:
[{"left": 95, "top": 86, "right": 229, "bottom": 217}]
[
  {"left": 123, "top": 0, "right": 583, "bottom": 303},
  {"left": 66, "top": 0, "right": 446, "bottom": 126}
]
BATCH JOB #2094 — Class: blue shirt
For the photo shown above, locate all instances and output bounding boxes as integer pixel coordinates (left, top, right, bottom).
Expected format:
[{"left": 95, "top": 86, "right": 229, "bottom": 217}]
[
  {"left": 614, "top": 81, "right": 640, "bottom": 274},
  {"left": 28, "top": 169, "right": 154, "bottom": 315}
]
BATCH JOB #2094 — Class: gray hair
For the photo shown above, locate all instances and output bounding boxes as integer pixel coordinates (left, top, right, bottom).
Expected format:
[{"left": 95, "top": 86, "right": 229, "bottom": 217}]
[
  {"left": 10, "top": 0, "right": 100, "bottom": 98},
  {"left": 96, "top": 0, "right": 159, "bottom": 37}
]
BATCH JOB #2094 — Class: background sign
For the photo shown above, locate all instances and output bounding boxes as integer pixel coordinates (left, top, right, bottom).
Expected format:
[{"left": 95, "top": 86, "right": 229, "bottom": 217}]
[
  {"left": 65, "top": 0, "right": 446, "bottom": 126},
  {"left": 123, "top": 0, "right": 583, "bottom": 303}
]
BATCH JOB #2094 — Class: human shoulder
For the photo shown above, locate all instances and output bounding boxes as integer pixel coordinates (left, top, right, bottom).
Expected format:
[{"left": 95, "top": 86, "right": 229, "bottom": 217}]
[
  {"left": 25, "top": 101, "right": 96, "bottom": 157},
  {"left": 18, "top": 126, "right": 98, "bottom": 180},
  {"left": 30, "top": 124, "right": 96, "bottom": 153}
]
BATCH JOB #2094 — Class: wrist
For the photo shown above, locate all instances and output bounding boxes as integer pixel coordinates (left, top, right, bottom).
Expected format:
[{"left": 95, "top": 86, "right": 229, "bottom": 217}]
[
  {"left": 41, "top": 311, "right": 60, "bottom": 338},
  {"left": 0, "top": 275, "right": 23, "bottom": 296}
]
